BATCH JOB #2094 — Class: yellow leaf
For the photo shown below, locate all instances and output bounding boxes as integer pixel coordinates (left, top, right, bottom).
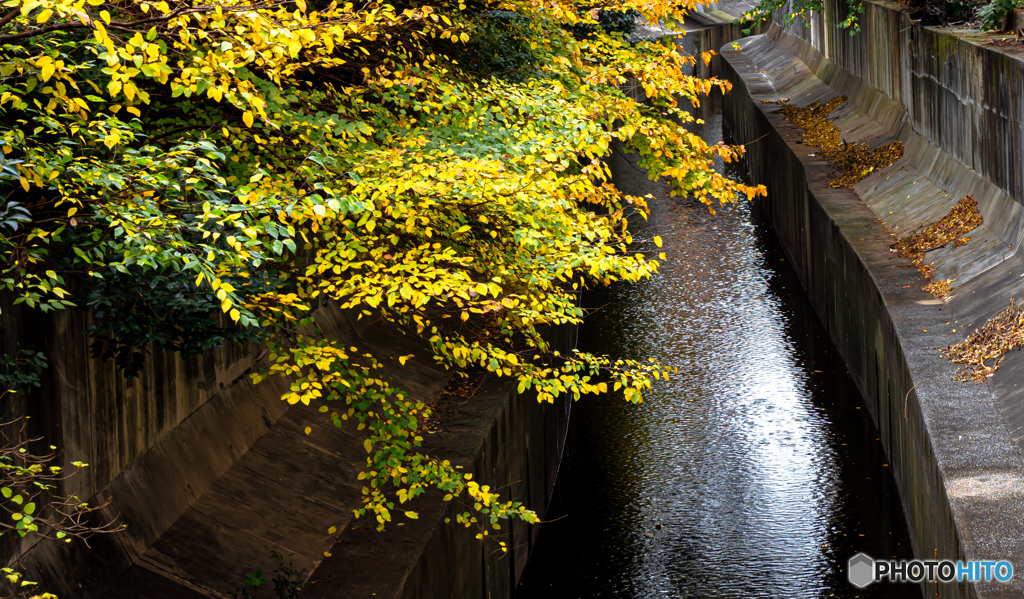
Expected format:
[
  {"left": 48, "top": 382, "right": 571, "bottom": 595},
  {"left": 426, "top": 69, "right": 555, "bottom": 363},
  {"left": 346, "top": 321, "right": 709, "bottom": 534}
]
[
  {"left": 229, "top": 308, "right": 240, "bottom": 322},
  {"left": 653, "top": 236, "right": 663, "bottom": 247},
  {"left": 404, "top": 511, "right": 418, "bottom": 519},
  {"left": 304, "top": 426, "right": 312, "bottom": 435},
  {"left": 363, "top": 439, "right": 372, "bottom": 453},
  {"left": 243, "top": 111, "right": 254, "bottom": 128},
  {"left": 328, "top": 526, "right": 337, "bottom": 534},
  {"left": 100, "top": 10, "right": 110, "bottom": 24}
]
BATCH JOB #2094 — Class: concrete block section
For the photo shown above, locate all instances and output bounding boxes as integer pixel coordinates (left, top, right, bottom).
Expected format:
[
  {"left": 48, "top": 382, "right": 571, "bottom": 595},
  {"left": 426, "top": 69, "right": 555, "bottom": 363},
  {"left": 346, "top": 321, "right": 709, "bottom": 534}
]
[
  {"left": 302, "top": 381, "right": 567, "bottom": 599},
  {"left": 14, "top": 308, "right": 571, "bottom": 599},
  {"left": 723, "top": 26, "right": 1024, "bottom": 599}
]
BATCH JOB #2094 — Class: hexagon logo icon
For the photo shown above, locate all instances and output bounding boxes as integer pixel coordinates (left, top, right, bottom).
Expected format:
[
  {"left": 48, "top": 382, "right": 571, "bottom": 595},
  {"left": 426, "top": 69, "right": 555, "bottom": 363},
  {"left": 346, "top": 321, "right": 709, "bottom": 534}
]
[{"left": 848, "top": 553, "right": 875, "bottom": 588}]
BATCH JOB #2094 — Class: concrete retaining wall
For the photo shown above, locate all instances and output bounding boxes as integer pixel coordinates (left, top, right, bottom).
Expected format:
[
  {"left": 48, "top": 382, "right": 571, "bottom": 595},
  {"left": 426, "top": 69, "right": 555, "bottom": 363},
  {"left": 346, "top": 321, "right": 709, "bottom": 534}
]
[
  {"left": 722, "top": 23, "right": 1024, "bottom": 598},
  {"left": 781, "top": 0, "right": 1024, "bottom": 209},
  {"left": 305, "top": 327, "right": 574, "bottom": 599},
  {"left": 2, "top": 292, "right": 571, "bottom": 597}
]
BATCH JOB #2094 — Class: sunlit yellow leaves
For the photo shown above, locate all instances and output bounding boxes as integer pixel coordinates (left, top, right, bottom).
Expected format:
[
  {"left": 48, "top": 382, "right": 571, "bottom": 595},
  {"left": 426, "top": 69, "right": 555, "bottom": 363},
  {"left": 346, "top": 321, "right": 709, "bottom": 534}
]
[{"left": 2, "top": 0, "right": 764, "bottom": 545}]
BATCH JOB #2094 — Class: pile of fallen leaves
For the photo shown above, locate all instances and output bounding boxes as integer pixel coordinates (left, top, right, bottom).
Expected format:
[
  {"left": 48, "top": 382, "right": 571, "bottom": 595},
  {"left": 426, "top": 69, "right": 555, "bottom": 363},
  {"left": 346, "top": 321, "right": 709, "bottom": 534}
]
[
  {"left": 942, "top": 299, "right": 1024, "bottom": 382},
  {"left": 891, "top": 196, "right": 983, "bottom": 292},
  {"left": 774, "top": 97, "right": 846, "bottom": 149},
  {"left": 923, "top": 279, "right": 952, "bottom": 298},
  {"left": 773, "top": 97, "right": 904, "bottom": 188},
  {"left": 829, "top": 142, "right": 906, "bottom": 188},
  {"left": 421, "top": 375, "right": 483, "bottom": 433},
  {"left": 438, "top": 376, "right": 482, "bottom": 401}
]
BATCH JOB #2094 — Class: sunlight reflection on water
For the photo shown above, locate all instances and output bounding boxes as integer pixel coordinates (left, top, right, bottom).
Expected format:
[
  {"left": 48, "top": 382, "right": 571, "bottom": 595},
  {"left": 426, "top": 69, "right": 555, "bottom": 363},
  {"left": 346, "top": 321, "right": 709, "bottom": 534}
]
[{"left": 516, "top": 114, "right": 914, "bottom": 599}]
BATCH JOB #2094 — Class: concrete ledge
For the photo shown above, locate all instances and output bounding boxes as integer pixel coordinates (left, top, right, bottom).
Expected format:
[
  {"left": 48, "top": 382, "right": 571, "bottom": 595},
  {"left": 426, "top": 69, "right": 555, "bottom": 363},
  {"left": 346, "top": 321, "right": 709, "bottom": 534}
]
[
  {"left": 723, "top": 27, "right": 1024, "bottom": 598},
  {"left": 777, "top": 0, "right": 1024, "bottom": 206},
  {"left": 304, "top": 376, "right": 569, "bottom": 599},
  {"left": 17, "top": 302, "right": 571, "bottom": 599}
]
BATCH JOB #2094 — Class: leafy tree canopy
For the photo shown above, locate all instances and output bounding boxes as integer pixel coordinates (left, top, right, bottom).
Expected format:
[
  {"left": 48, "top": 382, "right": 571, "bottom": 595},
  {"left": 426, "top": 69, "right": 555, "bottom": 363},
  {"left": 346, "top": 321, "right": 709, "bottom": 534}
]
[{"left": 0, "top": 0, "right": 762, "bottom": 541}]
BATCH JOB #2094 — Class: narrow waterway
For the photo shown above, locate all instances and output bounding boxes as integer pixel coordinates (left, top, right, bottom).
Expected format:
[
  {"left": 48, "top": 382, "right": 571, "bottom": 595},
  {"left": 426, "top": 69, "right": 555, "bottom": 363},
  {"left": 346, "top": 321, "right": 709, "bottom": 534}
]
[{"left": 515, "top": 114, "right": 915, "bottom": 598}]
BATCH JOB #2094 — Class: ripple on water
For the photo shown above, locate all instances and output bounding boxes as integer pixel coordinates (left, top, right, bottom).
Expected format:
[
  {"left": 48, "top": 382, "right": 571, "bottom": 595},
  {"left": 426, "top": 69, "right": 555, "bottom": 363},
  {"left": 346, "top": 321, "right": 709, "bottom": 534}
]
[{"left": 515, "top": 114, "right": 913, "bottom": 599}]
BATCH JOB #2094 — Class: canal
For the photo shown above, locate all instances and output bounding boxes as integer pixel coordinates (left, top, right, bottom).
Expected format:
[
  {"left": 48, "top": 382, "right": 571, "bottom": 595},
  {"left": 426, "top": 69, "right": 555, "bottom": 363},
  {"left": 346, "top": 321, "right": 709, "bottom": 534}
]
[{"left": 515, "top": 113, "right": 916, "bottom": 598}]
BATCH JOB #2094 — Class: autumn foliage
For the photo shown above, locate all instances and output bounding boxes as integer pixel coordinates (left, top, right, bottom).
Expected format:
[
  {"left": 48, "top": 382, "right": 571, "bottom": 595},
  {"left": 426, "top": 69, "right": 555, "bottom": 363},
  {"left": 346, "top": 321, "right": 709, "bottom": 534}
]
[{"left": 0, "top": 0, "right": 763, "bottom": 542}]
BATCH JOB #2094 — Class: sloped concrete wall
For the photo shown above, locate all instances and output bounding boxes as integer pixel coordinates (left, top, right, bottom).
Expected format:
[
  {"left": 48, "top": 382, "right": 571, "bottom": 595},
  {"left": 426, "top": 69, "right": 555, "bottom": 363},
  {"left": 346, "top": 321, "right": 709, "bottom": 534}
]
[
  {"left": 305, "top": 326, "right": 575, "bottom": 599},
  {"left": 780, "top": 0, "right": 1024, "bottom": 207},
  {"left": 722, "top": 24, "right": 1024, "bottom": 599},
  {"left": 0, "top": 294, "right": 264, "bottom": 582},
  {"left": 0, "top": 297, "right": 261, "bottom": 507},
  {"left": 2, "top": 292, "right": 572, "bottom": 597}
]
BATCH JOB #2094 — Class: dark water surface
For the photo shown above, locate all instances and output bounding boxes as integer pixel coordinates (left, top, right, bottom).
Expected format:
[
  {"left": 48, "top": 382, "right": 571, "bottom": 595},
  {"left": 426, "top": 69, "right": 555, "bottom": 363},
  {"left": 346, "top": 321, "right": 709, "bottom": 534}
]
[{"left": 515, "top": 114, "right": 916, "bottom": 599}]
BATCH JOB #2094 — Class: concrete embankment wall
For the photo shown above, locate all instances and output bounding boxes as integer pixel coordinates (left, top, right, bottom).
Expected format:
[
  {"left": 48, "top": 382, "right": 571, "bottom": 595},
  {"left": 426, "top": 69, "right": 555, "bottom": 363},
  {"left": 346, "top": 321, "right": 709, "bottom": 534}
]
[
  {"left": 1, "top": 291, "right": 571, "bottom": 597},
  {"left": 780, "top": 1, "right": 1024, "bottom": 207},
  {"left": 722, "top": 17, "right": 1024, "bottom": 598},
  {"left": 304, "top": 326, "right": 575, "bottom": 599}
]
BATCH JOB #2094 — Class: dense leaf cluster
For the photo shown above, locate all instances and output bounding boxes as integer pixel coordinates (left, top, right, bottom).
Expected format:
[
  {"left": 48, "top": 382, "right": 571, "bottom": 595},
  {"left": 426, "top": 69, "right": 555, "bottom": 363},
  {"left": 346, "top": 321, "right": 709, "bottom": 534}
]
[
  {"left": 0, "top": 0, "right": 763, "bottom": 543},
  {"left": 740, "top": 0, "right": 863, "bottom": 35},
  {"left": 0, "top": 351, "right": 46, "bottom": 396},
  {"left": 977, "top": 0, "right": 1019, "bottom": 30}
]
